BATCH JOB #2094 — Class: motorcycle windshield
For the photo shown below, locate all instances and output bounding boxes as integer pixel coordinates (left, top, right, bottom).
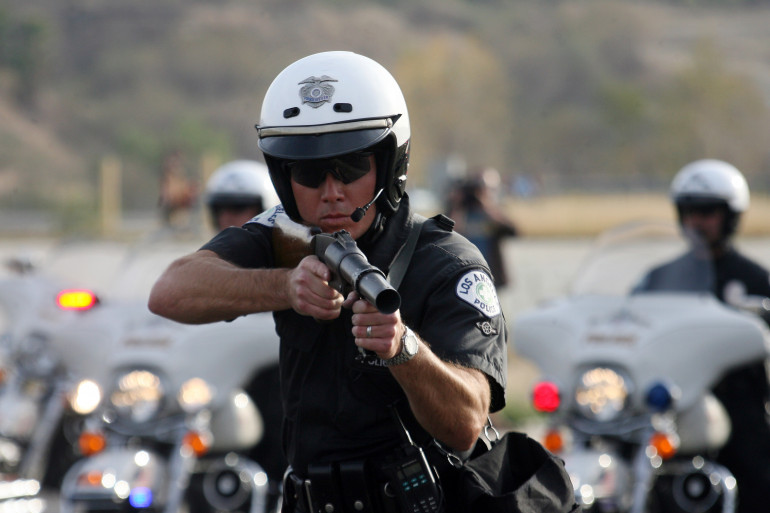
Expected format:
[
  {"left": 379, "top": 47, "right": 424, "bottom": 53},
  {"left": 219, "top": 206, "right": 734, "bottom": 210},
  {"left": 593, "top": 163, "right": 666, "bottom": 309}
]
[{"left": 569, "top": 221, "right": 714, "bottom": 297}]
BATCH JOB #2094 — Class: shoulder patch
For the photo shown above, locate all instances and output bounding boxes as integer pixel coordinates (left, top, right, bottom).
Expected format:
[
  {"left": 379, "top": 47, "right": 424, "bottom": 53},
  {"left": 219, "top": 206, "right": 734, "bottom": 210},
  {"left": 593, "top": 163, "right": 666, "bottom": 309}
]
[
  {"left": 455, "top": 270, "right": 501, "bottom": 317},
  {"left": 246, "top": 204, "right": 286, "bottom": 228}
]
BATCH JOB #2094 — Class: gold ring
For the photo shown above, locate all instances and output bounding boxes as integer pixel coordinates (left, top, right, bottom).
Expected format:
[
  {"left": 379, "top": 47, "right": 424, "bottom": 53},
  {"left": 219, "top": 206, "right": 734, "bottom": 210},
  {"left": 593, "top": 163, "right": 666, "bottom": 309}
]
[{"left": 366, "top": 325, "right": 372, "bottom": 338}]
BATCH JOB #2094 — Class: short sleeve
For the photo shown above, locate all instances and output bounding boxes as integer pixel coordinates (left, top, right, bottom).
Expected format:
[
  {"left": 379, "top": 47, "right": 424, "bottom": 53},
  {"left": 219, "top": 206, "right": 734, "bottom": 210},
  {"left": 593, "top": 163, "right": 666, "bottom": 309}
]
[{"left": 200, "top": 224, "right": 273, "bottom": 269}]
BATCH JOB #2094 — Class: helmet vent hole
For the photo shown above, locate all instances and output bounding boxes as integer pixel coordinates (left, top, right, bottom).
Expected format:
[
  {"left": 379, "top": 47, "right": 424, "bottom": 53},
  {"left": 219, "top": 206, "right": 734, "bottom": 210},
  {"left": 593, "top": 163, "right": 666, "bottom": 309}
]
[
  {"left": 283, "top": 107, "right": 300, "bottom": 119},
  {"left": 333, "top": 103, "right": 352, "bottom": 113}
]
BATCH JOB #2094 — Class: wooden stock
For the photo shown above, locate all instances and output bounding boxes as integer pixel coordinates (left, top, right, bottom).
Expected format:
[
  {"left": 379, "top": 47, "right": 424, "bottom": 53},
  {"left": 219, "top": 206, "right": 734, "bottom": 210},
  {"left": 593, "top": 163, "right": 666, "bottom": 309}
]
[{"left": 271, "top": 215, "right": 318, "bottom": 268}]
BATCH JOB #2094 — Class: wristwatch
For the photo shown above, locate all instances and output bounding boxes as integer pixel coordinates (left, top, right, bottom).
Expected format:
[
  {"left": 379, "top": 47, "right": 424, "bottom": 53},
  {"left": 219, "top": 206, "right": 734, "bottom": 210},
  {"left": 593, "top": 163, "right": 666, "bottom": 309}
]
[{"left": 383, "top": 326, "right": 419, "bottom": 367}]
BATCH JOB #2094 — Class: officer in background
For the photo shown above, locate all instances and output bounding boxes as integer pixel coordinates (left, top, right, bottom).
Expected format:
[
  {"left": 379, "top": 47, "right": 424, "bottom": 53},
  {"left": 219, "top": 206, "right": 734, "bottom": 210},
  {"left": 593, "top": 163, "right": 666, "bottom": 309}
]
[
  {"left": 204, "top": 159, "right": 286, "bottom": 509},
  {"left": 636, "top": 159, "right": 770, "bottom": 513},
  {"left": 149, "top": 51, "right": 508, "bottom": 513},
  {"left": 446, "top": 166, "right": 519, "bottom": 289},
  {"left": 204, "top": 160, "right": 280, "bottom": 231}
]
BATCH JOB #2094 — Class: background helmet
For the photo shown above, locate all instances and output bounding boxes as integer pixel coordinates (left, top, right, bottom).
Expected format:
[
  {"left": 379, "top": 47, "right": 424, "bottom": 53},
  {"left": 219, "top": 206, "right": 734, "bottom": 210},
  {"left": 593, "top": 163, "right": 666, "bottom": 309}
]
[
  {"left": 205, "top": 160, "right": 279, "bottom": 214},
  {"left": 670, "top": 159, "right": 750, "bottom": 238},
  {"left": 255, "top": 51, "right": 410, "bottom": 222}
]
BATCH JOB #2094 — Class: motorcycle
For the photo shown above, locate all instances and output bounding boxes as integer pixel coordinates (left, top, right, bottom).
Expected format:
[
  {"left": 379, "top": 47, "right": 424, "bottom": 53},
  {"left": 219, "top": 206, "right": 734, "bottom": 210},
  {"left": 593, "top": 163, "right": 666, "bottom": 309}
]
[
  {"left": 0, "top": 239, "right": 192, "bottom": 491},
  {"left": 39, "top": 236, "right": 285, "bottom": 513},
  {"left": 513, "top": 221, "right": 770, "bottom": 513},
  {"left": 0, "top": 256, "right": 112, "bottom": 512},
  {"left": 57, "top": 296, "right": 282, "bottom": 513},
  {"left": 0, "top": 257, "right": 107, "bottom": 476}
]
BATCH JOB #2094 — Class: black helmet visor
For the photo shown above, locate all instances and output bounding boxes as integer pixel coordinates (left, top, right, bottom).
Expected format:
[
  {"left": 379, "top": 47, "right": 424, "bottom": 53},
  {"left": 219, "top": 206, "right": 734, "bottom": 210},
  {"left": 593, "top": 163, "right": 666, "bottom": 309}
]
[
  {"left": 255, "top": 117, "right": 399, "bottom": 160},
  {"left": 675, "top": 195, "right": 729, "bottom": 210},
  {"left": 257, "top": 128, "right": 387, "bottom": 160}
]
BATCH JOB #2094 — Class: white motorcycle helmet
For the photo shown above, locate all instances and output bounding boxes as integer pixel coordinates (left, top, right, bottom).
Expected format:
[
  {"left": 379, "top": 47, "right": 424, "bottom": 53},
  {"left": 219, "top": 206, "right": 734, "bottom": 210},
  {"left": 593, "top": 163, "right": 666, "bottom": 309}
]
[
  {"left": 205, "top": 160, "right": 279, "bottom": 216},
  {"left": 255, "top": 51, "right": 410, "bottom": 224},
  {"left": 670, "top": 159, "right": 750, "bottom": 239}
]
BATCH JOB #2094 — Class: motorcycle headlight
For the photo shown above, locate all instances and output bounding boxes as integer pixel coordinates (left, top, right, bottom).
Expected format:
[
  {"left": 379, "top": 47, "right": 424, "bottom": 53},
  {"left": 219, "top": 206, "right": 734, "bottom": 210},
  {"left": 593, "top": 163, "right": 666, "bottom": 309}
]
[
  {"left": 178, "top": 378, "right": 213, "bottom": 413},
  {"left": 575, "top": 367, "right": 630, "bottom": 422},
  {"left": 110, "top": 370, "right": 164, "bottom": 423},
  {"left": 70, "top": 379, "right": 102, "bottom": 415}
]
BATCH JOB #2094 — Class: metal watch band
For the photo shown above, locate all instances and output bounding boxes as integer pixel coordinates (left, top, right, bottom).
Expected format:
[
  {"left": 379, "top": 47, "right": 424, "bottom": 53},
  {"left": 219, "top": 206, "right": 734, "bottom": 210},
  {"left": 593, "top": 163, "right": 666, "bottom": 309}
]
[{"left": 383, "top": 327, "right": 417, "bottom": 367}]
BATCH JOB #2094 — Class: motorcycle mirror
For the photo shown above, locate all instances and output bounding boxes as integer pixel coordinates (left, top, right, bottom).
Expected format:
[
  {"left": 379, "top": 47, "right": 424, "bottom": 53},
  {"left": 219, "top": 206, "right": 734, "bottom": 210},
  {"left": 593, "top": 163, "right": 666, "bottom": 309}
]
[{"left": 730, "top": 294, "right": 770, "bottom": 327}]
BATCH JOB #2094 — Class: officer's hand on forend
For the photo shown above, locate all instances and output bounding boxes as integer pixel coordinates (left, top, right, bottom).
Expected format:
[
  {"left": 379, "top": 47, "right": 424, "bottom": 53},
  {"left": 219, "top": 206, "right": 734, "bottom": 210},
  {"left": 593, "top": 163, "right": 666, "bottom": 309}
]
[{"left": 312, "top": 230, "right": 401, "bottom": 314}]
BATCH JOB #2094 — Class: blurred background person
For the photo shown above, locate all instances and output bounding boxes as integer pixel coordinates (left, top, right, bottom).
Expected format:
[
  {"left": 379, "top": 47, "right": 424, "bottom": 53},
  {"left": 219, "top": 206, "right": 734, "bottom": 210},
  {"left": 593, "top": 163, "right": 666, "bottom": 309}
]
[
  {"left": 159, "top": 149, "right": 198, "bottom": 229},
  {"left": 447, "top": 166, "right": 519, "bottom": 290}
]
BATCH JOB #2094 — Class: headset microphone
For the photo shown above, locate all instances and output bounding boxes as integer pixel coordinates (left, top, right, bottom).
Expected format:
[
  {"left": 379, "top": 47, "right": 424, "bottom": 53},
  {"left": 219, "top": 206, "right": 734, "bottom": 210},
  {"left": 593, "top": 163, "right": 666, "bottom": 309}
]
[{"left": 351, "top": 188, "right": 384, "bottom": 222}]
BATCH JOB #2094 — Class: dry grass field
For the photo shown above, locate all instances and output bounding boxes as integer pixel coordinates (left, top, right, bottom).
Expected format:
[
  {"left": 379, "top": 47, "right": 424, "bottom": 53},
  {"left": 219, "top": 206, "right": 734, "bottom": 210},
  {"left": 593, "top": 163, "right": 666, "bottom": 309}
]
[{"left": 505, "top": 193, "right": 770, "bottom": 238}]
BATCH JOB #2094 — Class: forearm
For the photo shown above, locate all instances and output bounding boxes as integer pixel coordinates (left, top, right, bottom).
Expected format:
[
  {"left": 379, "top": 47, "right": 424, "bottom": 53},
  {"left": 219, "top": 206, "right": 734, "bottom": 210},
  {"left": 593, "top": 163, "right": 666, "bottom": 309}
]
[
  {"left": 149, "top": 250, "right": 292, "bottom": 324},
  {"left": 390, "top": 340, "right": 490, "bottom": 451}
]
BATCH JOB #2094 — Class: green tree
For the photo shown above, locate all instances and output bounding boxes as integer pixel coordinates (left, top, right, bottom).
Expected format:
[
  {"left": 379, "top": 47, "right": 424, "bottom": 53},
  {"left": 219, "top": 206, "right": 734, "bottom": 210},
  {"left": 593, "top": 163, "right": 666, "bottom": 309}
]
[
  {"left": 653, "top": 39, "right": 770, "bottom": 180},
  {"left": 0, "top": 13, "right": 48, "bottom": 110}
]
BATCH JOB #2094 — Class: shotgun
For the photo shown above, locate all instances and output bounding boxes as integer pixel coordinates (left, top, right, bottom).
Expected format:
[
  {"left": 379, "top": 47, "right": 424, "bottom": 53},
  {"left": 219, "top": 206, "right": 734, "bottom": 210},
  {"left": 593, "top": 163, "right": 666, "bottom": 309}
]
[{"left": 272, "top": 216, "right": 401, "bottom": 314}]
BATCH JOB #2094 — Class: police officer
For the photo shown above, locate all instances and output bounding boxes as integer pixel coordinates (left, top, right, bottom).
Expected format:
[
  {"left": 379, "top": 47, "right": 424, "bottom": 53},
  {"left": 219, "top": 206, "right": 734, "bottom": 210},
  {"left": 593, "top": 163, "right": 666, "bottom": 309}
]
[
  {"left": 636, "top": 159, "right": 770, "bottom": 513},
  {"left": 149, "top": 51, "right": 508, "bottom": 513},
  {"left": 204, "top": 159, "right": 280, "bottom": 232}
]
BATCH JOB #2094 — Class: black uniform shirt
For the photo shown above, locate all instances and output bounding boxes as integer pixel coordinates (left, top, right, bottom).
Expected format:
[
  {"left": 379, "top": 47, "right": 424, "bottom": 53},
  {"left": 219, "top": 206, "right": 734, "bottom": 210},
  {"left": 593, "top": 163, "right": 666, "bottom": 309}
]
[
  {"left": 636, "top": 246, "right": 770, "bottom": 301},
  {"left": 201, "top": 198, "right": 508, "bottom": 476}
]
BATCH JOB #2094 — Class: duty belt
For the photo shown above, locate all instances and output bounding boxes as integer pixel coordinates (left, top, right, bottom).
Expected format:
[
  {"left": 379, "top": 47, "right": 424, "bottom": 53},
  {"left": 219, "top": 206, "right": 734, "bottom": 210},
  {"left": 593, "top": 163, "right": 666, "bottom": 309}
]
[{"left": 282, "top": 460, "right": 401, "bottom": 513}]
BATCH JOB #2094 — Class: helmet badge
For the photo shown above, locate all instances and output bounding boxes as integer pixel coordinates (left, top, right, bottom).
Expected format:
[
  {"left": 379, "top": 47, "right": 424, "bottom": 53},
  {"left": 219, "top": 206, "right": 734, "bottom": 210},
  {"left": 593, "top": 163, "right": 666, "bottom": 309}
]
[
  {"left": 299, "top": 75, "right": 338, "bottom": 108},
  {"left": 680, "top": 171, "right": 714, "bottom": 194}
]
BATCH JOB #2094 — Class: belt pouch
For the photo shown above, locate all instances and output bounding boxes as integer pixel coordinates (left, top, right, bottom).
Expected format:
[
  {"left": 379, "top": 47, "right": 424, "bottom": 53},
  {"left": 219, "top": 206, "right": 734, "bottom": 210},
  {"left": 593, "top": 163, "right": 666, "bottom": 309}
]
[
  {"left": 308, "top": 463, "right": 343, "bottom": 513},
  {"left": 339, "top": 460, "right": 378, "bottom": 513}
]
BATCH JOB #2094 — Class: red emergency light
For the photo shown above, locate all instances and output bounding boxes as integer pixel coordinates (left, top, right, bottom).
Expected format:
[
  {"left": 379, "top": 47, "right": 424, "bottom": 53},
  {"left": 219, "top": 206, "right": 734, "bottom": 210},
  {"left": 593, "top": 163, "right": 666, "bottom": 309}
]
[
  {"left": 57, "top": 289, "right": 99, "bottom": 311},
  {"left": 532, "top": 381, "right": 561, "bottom": 413}
]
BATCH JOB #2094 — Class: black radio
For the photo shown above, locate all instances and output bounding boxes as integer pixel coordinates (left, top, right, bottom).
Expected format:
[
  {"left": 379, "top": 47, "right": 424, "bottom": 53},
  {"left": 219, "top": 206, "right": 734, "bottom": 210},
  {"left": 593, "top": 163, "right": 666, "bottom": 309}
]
[{"left": 382, "top": 444, "right": 442, "bottom": 513}]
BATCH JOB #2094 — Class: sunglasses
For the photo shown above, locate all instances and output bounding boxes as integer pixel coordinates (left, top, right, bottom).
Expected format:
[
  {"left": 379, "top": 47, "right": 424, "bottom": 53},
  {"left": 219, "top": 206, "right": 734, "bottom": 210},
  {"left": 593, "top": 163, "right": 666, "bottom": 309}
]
[
  {"left": 285, "top": 152, "right": 373, "bottom": 188},
  {"left": 681, "top": 205, "right": 723, "bottom": 217}
]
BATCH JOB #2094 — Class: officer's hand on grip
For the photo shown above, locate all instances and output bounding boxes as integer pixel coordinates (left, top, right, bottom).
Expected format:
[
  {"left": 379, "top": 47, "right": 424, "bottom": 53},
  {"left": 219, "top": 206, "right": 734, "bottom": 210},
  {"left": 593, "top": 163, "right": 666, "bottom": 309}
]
[
  {"left": 348, "top": 292, "right": 403, "bottom": 359},
  {"left": 287, "top": 255, "right": 344, "bottom": 320}
]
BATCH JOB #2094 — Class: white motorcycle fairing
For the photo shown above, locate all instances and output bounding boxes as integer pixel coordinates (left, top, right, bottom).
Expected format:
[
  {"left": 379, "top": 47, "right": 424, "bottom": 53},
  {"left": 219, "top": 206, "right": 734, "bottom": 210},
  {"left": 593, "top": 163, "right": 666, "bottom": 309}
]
[{"left": 516, "top": 292, "right": 768, "bottom": 433}]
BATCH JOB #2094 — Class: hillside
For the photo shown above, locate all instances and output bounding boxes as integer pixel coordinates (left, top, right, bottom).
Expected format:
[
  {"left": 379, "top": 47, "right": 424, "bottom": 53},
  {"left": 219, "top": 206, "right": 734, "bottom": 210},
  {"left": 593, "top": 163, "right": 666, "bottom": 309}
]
[
  {"left": 0, "top": 97, "right": 86, "bottom": 202},
  {"left": 3, "top": 0, "right": 770, "bottom": 233}
]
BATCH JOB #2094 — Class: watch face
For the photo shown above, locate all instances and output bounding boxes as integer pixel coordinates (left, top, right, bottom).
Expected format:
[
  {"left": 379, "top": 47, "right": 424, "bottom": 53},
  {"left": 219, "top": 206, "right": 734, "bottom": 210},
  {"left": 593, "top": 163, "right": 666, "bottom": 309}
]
[{"left": 404, "top": 330, "right": 418, "bottom": 356}]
